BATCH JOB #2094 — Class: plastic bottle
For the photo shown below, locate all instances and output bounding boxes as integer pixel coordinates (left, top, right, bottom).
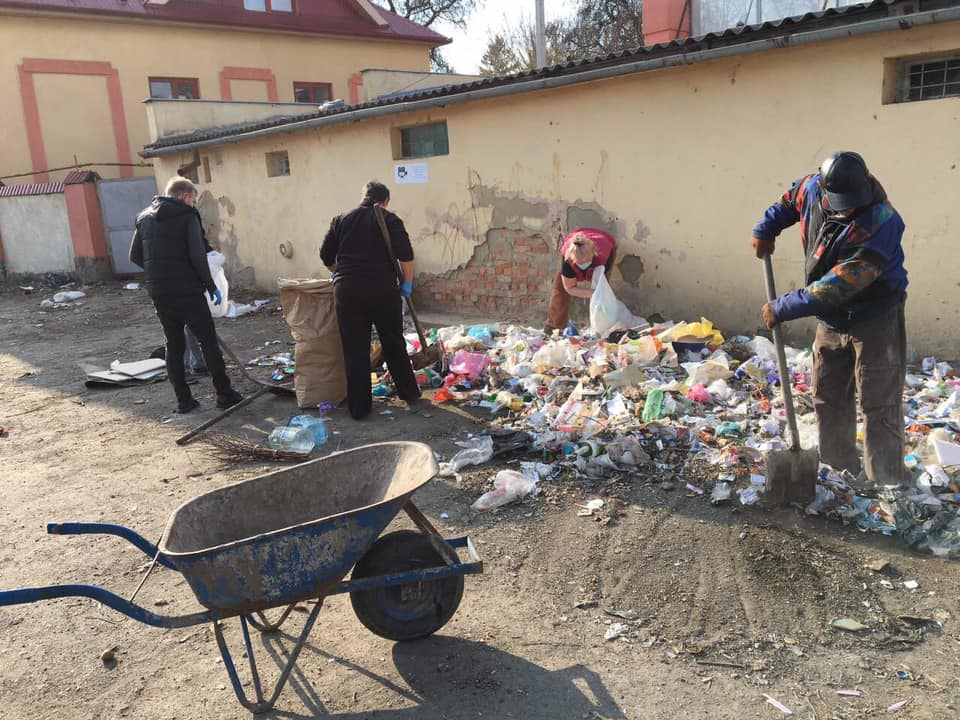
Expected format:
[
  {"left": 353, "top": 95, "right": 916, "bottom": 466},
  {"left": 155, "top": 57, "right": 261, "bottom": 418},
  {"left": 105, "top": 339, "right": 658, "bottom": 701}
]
[
  {"left": 288, "top": 415, "right": 328, "bottom": 445},
  {"left": 267, "top": 425, "right": 315, "bottom": 453}
]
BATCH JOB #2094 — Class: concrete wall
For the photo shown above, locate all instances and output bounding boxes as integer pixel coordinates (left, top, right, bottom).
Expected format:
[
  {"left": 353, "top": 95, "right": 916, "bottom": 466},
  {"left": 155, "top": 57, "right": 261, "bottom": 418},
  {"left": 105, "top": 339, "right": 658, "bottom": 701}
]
[
  {"left": 150, "top": 21, "right": 960, "bottom": 356},
  {"left": 361, "top": 69, "right": 485, "bottom": 101},
  {"left": 1, "top": 12, "right": 431, "bottom": 182},
  {"left": 0, "top": 194, "right": 74, "bottom": 275}
]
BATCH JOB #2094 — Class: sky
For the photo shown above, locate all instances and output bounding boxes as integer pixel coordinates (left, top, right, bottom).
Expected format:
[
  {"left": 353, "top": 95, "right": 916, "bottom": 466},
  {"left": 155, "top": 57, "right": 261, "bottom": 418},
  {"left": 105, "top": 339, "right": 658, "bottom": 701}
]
[{"left": 432, "top": 0, "right": 579, "bottom": 74}]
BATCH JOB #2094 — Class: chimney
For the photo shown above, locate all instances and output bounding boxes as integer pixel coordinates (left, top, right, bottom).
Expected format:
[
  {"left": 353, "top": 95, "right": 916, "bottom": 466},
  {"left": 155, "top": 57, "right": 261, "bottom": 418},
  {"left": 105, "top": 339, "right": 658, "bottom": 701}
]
[{"left": 642, "top": 0, "right": 693, "bottom": 46}]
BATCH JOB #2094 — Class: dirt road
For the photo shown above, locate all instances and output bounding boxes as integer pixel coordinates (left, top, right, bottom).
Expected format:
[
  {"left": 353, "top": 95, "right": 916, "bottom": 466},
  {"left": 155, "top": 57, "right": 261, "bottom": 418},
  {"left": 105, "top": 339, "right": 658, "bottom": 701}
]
[{"left": 1, "top": 283, "right": 957, "bottom": 719}]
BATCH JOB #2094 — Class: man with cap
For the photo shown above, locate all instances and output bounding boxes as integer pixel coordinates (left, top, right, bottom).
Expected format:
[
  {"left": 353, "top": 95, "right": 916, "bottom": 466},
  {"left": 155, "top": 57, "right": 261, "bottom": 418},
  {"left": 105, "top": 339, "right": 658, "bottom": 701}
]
[{"left": 750, "top": 151, "right": 909, "bottom": 488}]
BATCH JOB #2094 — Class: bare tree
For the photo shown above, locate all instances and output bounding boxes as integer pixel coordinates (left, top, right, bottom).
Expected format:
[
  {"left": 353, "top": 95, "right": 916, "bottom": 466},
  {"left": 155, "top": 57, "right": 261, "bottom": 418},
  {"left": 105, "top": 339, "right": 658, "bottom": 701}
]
[
  {"left": 478, "top": 1, "right": 645, "bottom": 76},
  {"left": 377, "top": 0, "right": 477, "bottom": 71},
  {"left": 479, "top": 16, "right": 574, "bottom": 76},
  {"left": 565, "top": 0, "right": 644, "bottom": 57}
]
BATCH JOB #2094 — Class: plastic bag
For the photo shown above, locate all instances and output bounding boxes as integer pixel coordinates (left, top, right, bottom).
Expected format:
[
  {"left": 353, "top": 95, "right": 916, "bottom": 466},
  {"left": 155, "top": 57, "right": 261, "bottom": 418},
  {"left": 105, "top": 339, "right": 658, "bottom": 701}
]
[
  {"left": 659, "top": 318, "right": 724, "bottom": 348},
  {"left": 439, "top": 435, "right": 494, "bottom": 477},
  {"left": 532, "top": 341, "right": 583, "bottom": 369},
  {"left": 616, "top": 335, "right": 662, "bottom": 367},
  {"left": 449, "top": 350, "right": 489, "bottom": 380},
  {"left": 471, "top": 469, "right": 539, "bottom": 510},
  {"left": 206, "top": 251, "right": 229, "bottom": 318},
  {"left": 589, "top": 269, "right": 647, "bottom": 338}
]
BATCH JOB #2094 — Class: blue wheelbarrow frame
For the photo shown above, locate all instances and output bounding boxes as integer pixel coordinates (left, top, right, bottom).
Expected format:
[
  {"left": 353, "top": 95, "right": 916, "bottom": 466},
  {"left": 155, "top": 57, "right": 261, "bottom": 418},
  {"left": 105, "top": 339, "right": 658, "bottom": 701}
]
[{"left": 0, "top": 442, "right": 483, "bottom": 713}]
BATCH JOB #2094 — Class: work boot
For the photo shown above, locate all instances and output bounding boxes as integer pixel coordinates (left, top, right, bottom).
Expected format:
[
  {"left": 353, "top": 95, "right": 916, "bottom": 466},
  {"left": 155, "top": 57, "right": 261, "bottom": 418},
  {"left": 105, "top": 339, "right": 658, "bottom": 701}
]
[
  {"left": 216, "top": 389, "right": 243, "bottom": 410},
  {"left": 175, "top": 398, "right": 200, "bottom": 414}
]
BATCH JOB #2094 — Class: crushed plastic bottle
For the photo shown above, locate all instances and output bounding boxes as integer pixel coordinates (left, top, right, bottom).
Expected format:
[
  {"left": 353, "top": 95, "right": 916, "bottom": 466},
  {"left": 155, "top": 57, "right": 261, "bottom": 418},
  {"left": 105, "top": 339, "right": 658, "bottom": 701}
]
[
  {"left": 288, "top": 415, "right": 328, "bottom": 445},
  {"left": 267, "top": 425, "right": 315, "bottom": 453}
]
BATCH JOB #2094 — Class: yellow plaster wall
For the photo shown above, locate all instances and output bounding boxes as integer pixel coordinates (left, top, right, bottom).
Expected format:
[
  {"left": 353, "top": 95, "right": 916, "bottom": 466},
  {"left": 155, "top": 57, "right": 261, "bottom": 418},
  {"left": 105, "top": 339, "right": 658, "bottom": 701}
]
[
  {"left": 0, "top": 12, "right": 431, "bottom": 181},
  {"left": 152, "top": 22, "right": 960, "bottom": 356}
]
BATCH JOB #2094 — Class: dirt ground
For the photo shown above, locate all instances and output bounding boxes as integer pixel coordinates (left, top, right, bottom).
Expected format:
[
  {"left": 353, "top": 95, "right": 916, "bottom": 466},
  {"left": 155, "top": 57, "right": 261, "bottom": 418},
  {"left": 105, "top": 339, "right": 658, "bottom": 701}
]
[{"left": 1, "top": 281, "right": 958, "bottom": 720}]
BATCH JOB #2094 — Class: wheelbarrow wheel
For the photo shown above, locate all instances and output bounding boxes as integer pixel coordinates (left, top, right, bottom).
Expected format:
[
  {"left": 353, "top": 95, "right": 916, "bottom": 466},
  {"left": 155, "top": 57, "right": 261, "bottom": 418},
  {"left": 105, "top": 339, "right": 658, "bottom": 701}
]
[{"left": 350, "top": 530, "right": 463, "bottom": 642}]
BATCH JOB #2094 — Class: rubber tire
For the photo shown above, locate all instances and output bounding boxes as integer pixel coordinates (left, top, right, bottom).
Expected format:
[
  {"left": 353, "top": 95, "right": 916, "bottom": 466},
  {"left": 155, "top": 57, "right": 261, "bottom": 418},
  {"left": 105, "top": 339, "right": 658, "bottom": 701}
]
[{"left": 350, "top": 530, "right": 464, "bottom": 642}]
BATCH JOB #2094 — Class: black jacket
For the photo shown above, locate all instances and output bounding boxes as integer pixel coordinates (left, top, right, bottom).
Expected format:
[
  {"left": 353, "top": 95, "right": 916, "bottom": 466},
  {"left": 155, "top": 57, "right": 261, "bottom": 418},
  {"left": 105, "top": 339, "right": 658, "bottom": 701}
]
[
  {"left": 320, "top": 203, "right": 413, "bottom": 289},
  {"left": 129, "top": 197, "right": 216, "bottom": 298}
]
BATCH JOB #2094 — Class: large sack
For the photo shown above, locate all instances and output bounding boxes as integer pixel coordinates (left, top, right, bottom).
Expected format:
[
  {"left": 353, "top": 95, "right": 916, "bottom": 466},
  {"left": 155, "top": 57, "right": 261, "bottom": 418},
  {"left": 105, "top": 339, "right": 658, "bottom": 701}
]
[
  {"left": 206, "top": 251, "right": 229, "bottom": 318},
  {"left": 278, "top": 278, "right": 347, "bottom": 408}
]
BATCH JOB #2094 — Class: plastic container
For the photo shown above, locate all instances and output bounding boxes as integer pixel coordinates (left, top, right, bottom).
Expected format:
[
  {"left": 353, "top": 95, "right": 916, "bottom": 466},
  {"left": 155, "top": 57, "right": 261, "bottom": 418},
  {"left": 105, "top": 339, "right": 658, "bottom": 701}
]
[
  {"left": 288, "top": 415, "right": 328, "bottom": 445},
  {"left": 266, "top": 425, "right": 315, "bottom": 453}
]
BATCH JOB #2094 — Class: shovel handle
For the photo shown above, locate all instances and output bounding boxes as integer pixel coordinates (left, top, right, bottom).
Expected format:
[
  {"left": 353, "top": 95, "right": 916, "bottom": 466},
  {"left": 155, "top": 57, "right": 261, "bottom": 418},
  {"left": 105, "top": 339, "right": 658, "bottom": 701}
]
[
  {"left": 762, "top": 254, "right": 802, "bottom": 450},
  {"left": 373, "top": 204, "right": 431, "bottom": 352}
]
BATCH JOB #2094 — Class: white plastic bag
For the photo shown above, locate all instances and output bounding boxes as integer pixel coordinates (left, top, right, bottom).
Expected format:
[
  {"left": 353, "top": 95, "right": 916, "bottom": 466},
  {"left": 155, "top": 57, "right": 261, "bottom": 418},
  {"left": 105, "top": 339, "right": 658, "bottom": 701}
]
[
  {"left": 589, "top": 268, "right": 645, "bottom": 337},
  {"left": 207, "top": 251, "right": 229, "bottom": 318},
  {"left": 470, "top": 469, "right": 539, "bottom": 511},
  {"left": 438, "top": 435, "right": 494, "bottom": 477}
]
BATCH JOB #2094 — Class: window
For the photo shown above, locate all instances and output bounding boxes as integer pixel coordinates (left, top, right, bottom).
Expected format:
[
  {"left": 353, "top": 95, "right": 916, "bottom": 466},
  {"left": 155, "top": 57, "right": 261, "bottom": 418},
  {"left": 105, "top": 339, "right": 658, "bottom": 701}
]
[
  {"left": 293, "top": 82, "right": 333, "bottom": 104},
  {"left": 243, "top": 0, "right": 292, "bottom": 12},
  {"left": 265, "top": 151, "right": 290, "bottom": 178},
  {"left": 399, "top": 121, "right": 449, "bottom": 159},
  {"left": 201, "top": 156, "right": 212, "bottom": 184},
  {"left": 901, "top": 55, "right": 960, "bottom": 102},
  {"left": 149, "top": 77, "right": 200, "bottom": 100}
]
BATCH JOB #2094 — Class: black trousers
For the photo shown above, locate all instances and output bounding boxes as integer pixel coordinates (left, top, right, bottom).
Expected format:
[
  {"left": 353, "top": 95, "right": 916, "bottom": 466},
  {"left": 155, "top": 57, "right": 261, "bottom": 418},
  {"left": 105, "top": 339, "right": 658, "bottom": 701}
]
[
  {"left": 334, "top": 282, "right": 420, "bottom": 419},
  {"left": 152, "top": 294, "right": 233, "bottom": 403}
]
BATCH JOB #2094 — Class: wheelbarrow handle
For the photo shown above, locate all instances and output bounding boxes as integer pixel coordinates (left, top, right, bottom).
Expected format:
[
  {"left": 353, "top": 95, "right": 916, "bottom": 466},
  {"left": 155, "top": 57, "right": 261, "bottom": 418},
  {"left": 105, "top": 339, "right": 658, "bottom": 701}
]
[
  {"left": 47, "top": 522, "right": 177, "bottom": 570},
  {"left": 0, "top": 583, "right": 216, "bottom": 628}
]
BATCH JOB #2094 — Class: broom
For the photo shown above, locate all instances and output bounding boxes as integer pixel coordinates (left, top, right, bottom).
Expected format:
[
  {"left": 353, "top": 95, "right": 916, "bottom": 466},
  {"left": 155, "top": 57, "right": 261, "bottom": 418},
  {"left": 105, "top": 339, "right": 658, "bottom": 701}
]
[{"left": 202, "top": 433, "right": 309, "bottom": 463}]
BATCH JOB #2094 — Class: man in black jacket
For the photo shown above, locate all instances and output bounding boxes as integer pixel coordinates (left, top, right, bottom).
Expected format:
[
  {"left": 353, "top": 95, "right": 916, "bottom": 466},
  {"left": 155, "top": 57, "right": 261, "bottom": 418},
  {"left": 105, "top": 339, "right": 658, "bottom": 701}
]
[
  {"left": 320, "top": 180, "right": 420, "bottom": 419},
  {"left": 129, "top": 177, "right": 241, "bottom": 413}
]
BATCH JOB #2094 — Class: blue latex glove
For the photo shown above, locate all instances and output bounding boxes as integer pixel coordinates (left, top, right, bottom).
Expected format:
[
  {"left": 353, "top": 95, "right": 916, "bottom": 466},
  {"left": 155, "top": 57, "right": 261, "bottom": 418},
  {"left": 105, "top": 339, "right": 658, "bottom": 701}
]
[
  {"left": 400, "top": 281, "right": 413, "bottom": 298},
  {"left": 209, "top": 288, "right": 222, "bottom": 306}
]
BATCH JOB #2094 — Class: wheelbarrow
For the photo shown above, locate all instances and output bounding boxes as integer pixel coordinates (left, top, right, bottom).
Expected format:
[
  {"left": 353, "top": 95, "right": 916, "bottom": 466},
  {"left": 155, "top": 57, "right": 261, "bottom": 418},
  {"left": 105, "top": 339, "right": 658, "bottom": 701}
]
[{"left": 0, "top": 442, "right": 482, "bottom": 714}]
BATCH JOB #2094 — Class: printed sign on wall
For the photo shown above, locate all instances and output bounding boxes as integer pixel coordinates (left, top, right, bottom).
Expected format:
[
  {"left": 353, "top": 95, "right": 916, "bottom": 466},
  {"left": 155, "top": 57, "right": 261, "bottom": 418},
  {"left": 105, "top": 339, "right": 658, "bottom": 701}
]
[{"left": 394, "top": 162, "right": 428, "bottom": 185}]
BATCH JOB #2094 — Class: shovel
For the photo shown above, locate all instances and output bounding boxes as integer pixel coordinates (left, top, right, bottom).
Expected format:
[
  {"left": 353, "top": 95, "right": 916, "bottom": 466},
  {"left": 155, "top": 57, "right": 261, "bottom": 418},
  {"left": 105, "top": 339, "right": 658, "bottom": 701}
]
[
  {"left": 762, "top": 254, "right": 818, "bottom": 506},
  {"left": 373, "top": 204, "right": 444, "bottom": 371}
]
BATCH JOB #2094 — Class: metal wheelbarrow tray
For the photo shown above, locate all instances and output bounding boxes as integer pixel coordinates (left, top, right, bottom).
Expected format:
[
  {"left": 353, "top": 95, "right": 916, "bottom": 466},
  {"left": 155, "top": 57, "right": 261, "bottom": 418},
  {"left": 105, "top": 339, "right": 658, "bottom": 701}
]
[{"left": 0, "top": 441, "right": 483, "bottom": 713}]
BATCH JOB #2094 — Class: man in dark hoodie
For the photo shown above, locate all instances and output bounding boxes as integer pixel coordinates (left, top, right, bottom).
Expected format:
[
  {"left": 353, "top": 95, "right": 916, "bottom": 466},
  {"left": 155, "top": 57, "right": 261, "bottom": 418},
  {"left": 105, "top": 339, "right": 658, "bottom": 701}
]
[
  {"left": 751, "top": 151, "right": 908, "bottom": 488},
  {"left": 129, "top": 177, "right": 241, "bottom": 414}
]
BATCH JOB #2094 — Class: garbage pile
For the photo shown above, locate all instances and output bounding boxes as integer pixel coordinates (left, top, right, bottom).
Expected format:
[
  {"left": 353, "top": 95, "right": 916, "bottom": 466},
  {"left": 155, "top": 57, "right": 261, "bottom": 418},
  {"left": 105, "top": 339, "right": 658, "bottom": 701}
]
[{"left": 377, "top": 318, "right": 959, "bottom": 558}]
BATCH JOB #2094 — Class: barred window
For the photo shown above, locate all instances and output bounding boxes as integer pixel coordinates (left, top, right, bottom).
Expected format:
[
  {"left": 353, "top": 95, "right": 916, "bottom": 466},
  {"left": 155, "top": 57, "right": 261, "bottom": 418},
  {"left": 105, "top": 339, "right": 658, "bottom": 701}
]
[{"left": 900, "top": 55, "right": 960, "bottom": 102}]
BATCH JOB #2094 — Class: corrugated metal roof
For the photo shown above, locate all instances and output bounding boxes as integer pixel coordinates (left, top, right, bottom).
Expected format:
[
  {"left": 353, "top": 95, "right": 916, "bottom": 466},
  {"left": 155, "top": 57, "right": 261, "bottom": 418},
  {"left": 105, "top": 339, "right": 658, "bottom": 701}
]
[
  {"left": 143, "top": 0, "right": 920, "bottom": 153},
  {"left": 0, "top": 182, "right": 64, "bottom": 198},
  {"left": 0, "top": 0, "right": 448, "bottom": 45}
]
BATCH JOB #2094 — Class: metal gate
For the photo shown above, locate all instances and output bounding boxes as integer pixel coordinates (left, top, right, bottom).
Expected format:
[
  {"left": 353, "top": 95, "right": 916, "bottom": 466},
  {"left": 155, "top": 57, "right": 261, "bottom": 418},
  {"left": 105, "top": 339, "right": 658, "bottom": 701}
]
[{"left": 97, "top": 176, "right": 158, "bottom": 275}]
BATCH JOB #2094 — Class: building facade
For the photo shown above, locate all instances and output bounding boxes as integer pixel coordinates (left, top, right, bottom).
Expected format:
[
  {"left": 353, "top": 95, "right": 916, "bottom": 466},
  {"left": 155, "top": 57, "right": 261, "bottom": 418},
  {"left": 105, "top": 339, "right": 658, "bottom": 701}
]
[
  {"left": 0, "top": 0, "right": 445, "bottom": 183},
  {"left": 142, "top": 0, "right": 960, "bottom": 356}
]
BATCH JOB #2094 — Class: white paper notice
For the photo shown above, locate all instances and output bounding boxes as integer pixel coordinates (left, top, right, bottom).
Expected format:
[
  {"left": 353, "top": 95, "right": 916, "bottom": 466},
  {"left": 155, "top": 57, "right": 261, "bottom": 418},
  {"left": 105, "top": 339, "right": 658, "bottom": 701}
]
[{"left": 394, "top": 162, "right": 428, "bottom": 184}]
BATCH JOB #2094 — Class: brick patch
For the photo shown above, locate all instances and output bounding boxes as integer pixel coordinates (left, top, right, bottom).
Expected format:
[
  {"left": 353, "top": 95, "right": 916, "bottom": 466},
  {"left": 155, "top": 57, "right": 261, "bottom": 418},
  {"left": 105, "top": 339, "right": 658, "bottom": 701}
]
[{"left": 416, "top": 230, "right": 558, "bottom": 322}]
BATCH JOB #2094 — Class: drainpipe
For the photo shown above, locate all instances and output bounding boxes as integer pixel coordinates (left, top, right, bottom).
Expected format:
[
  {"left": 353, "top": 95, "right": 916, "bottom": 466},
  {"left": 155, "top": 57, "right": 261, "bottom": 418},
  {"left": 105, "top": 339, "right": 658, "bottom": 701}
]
[{"left": 141, "top": 6, "right": 960, "bottom": 157}]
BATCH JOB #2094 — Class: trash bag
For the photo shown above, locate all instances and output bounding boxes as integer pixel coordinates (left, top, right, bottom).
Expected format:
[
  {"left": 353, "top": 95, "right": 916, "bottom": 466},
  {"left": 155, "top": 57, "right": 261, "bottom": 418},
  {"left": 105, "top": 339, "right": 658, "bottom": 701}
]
[
  {"left": 589, "top": 268, "right": 646, "bottom": 338},
  {"left": 449, "top": 350, "right": 489, "bottom": 379},
  {"left": 206, "top": 251, "right": 229, "bottom": 318}
]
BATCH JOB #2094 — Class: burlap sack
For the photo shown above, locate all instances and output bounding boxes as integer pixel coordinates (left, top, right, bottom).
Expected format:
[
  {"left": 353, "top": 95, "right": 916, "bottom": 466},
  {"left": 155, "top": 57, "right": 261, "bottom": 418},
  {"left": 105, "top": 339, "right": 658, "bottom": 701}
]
[{"left": 278, "top": 279, "right": 347, "bottom": 409}]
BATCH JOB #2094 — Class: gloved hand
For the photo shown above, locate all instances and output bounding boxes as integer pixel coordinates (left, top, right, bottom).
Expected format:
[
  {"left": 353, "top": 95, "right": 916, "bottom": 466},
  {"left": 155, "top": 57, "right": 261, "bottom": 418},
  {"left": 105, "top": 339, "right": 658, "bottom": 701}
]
[
  {"left": 209, "top": 288, "right": 222, "bottom": 306},
  {"left": 761, "top": 302, "right": 778, "bottom": 329},
  {"left": 752, "top": 237, "right": 775, "bottom": 259},
  {"left": 400, "top": 281, "right": 413, "bottom": 298}
]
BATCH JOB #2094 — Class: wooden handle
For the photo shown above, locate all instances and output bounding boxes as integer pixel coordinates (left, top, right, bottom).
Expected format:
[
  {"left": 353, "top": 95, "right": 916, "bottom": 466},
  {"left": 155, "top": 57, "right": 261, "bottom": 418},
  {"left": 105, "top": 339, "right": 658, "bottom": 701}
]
[
  {"left": 762, "top": 254, "right": 801, "bottom": 450},
  {"left": 372, "top": 204, "right": 430, "bottom": 351}
]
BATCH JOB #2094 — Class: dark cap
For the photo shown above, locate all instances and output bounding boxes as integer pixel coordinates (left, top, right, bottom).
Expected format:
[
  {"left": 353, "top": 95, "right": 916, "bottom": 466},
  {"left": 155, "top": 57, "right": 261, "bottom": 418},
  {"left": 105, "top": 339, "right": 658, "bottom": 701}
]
[{"left": 819, "top": 151, "right": 872, "bottom": 211}]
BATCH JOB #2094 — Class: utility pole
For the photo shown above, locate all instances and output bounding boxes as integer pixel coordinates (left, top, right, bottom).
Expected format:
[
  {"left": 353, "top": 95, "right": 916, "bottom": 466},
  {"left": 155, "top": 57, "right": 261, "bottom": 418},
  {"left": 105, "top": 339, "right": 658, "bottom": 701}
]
[{"left": 535, "top": 0, "right": 546, "bottom": 69}]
